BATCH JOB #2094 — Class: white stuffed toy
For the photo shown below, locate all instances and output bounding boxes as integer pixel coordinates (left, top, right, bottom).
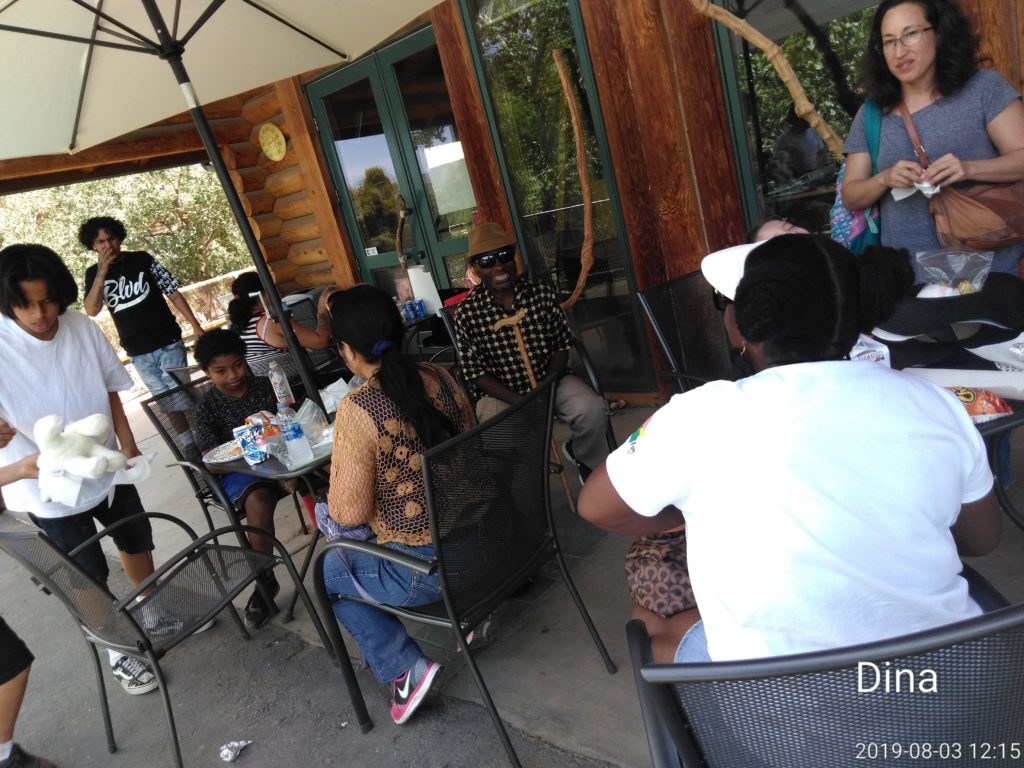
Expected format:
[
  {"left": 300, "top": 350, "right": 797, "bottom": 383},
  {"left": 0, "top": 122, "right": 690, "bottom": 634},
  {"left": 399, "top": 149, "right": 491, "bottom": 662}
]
[{"left": 34, "top": 414, "right": 127, "bottom": 503}]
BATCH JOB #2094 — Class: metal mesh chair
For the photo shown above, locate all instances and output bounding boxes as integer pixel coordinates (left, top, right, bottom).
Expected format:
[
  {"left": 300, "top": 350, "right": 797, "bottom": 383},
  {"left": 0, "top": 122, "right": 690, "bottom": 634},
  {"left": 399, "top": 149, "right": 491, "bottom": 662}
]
[
  {"left": 637, "top": 271, "right": 735, "bottom": 392},
  {"left": 313, "top": 375, "right": 617, "bottom": 767},
  {"left": 0, "top": 515, "right": 335, "bottom": 768},
  {"left": 627, "top": 598, "right": 1024, "bottom": 768},
  {"left": 141, "top": 377, "right": 309, "bottom": 536}
]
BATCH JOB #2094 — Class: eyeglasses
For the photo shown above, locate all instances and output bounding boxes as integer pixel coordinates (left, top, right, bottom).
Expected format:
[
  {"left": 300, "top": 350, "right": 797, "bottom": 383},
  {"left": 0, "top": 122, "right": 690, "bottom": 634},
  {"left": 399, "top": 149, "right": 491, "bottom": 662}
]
[
  {"left": 879, "top": 26, "right": 933, "bottom": 54},
  {"left": 712, "top": 289, "right": 733, "bottom": 312},
  {"left": 471, "top": 247, "right": 516, "bottom": 269}
]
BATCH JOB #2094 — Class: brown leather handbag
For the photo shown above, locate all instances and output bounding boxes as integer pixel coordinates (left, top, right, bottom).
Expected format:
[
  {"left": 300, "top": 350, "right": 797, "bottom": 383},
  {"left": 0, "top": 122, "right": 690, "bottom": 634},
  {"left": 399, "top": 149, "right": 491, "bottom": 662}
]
[{"left": 900, "top": 104, "right": 1024, "bottom": 251}]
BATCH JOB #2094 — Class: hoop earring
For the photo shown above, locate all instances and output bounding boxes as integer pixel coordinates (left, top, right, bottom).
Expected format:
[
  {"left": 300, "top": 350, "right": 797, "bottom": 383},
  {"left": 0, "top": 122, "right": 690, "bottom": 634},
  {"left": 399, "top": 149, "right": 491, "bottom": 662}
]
[{"left": 740, "top": 342, "right": 747, "bottom": 357}]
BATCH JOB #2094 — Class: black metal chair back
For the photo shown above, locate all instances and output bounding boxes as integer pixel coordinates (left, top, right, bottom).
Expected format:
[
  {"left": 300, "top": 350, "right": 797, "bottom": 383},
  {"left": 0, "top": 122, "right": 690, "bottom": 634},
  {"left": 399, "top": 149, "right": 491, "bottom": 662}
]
[
  {"left": 0, "top": 529, "right": 142, "bottom": 650},
  {"left": 637, "top": 270, "right": 735, "bottom": 391},
  {"left": 141, "top": 378, "right": 219, "bottom": 528},
  {"left": 0, "top": 517, "right": 336, "bottom": 768},
  {"left": 627, "top": 604, "right": 1024, "bottom": 768},
  {"left": 424, "top": 374, "right": 561, "bottom": 621},
  {"left": 313, "top": 375, "right": 616, "bottom": 767}
]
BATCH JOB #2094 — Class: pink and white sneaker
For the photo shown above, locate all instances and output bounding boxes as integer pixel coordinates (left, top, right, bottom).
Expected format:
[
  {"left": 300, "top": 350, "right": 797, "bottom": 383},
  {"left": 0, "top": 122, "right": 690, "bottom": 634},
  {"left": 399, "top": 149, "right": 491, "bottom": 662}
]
[{"left": 390, "top": 657, "right": 442, "bottom": 724}]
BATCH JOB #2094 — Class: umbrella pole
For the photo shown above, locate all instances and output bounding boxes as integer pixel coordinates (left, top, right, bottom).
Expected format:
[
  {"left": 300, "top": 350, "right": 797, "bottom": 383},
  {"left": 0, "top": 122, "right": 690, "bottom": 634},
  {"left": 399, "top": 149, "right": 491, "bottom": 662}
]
[{"left": 141, "top": 0, "right": 324, "bottom": 412}]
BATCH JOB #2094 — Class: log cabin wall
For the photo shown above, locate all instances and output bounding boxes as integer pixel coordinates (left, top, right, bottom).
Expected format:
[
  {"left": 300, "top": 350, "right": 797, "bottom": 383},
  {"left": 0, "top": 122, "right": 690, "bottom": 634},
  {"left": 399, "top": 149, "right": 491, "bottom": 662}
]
[
  {"left": 960, "top": 0, "right": 1022, "bottom": 92},
  {"left": 578, "top": 0, "right": 746, "bottom": 289},
  {"left": 224, "top": 81, "right": 359, "bottom": 294}
]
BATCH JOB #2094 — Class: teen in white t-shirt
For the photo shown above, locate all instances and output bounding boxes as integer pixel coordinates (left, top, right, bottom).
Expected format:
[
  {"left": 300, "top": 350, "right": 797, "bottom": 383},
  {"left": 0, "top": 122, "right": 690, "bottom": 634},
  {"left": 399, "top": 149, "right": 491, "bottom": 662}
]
[
  {"left": 580, "top": 236, "right": 1000, "bottom": 661},
  {"left": 0, "top": 244, "right": 162, "bottom": 696}
]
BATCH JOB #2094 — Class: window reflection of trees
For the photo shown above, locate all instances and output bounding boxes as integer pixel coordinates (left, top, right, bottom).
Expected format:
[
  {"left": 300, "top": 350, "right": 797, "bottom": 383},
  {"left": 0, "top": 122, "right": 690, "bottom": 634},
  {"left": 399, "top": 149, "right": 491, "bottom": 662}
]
[
  {"left": 469, "top": 0, "right": 653, "bottom": 391},
  {"left": 724, "top": 1, "right": 877, "bottom": 234},
  {"left": 352, "top": 167, "right": 399, "bottom": 253}
]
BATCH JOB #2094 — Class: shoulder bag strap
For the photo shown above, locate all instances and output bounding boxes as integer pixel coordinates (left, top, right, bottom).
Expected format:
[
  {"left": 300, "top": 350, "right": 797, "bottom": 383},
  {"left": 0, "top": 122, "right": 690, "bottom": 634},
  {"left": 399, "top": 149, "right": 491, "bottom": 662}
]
[
  {"left": 898, "top": 102, "right": 931, "bottom": 168},
  {"left": 863, "top": 99, "right": 882, "bottom": 174}
]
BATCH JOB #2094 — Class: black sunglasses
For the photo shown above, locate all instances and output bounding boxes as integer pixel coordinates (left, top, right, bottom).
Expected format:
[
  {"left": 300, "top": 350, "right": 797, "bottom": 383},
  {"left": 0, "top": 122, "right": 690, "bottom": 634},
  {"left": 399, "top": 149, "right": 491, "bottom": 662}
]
[
  {"left": 471, "top": 247, "right": 516, "bottom": 269},
  {"left": 712, "top": 289, "right": 733, "bottom": 312}
]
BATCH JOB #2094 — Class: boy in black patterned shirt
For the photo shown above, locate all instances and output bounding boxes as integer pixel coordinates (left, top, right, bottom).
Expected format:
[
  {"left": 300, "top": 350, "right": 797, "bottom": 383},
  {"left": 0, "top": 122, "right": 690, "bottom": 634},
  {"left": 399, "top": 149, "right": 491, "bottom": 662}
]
[{"left": 193, "top": 329, "right": 283, "bottom": 628}]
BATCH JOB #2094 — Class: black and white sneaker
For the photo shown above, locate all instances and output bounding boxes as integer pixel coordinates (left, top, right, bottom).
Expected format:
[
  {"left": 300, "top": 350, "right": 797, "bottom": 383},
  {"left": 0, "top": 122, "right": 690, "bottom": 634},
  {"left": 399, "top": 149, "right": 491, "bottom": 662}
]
[
  {"left": 560, "top": 440, "right": 592, "bottom": 484},
  {"left": 111, "top": 655, "right": 158, "bottom": 695},
  {"left": 243, "top": 574, "right": 280, "bottom": 629},
  {"left": 0, "top": 742, "right": 58, "bottom": 768}
]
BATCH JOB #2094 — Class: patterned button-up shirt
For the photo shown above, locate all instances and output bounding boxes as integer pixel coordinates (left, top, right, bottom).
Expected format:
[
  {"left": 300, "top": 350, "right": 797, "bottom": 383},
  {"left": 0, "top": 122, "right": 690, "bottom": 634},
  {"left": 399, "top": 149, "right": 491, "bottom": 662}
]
[{"left": 453, "top": 278, "right": 571, "bottom": 401}]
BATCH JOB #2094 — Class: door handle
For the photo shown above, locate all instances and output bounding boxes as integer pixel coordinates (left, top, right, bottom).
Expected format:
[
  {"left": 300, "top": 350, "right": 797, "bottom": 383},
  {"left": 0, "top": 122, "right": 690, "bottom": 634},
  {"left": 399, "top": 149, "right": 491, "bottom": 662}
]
[{"left": 395, "top": 194, "right": 410, "bottom": 269}]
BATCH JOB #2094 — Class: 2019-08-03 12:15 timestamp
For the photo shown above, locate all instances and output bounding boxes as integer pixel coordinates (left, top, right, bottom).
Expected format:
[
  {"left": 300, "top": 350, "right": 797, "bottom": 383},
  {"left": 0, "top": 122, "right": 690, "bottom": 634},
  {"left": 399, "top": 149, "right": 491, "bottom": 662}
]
[{"left": 855, "top": 742, "right": 1023, "bottom": 761}]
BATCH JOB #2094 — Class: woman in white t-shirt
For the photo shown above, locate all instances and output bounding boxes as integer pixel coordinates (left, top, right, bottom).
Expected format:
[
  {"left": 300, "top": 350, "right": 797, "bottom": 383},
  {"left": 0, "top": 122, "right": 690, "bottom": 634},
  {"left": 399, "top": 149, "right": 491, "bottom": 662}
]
[{"left": 580, "top": 235, "right": 1000, "bottom": 662}]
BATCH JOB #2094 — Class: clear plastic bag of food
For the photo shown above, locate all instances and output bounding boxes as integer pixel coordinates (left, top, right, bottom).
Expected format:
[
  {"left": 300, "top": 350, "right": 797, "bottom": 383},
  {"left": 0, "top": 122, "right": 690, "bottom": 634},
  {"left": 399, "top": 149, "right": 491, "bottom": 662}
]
[
  {"left": 295, "top": 399, "right": 329, "bottom": 445},
  {"left": 916, "top": 249, "right": 994, "bottom": 294}
]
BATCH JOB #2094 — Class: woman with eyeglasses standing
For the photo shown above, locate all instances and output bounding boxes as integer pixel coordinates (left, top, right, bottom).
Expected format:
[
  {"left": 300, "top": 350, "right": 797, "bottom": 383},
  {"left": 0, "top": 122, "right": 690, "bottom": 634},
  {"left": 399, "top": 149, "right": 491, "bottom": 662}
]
[{"left": 842, "top": 0, "right": 1024, "bottom": 276}]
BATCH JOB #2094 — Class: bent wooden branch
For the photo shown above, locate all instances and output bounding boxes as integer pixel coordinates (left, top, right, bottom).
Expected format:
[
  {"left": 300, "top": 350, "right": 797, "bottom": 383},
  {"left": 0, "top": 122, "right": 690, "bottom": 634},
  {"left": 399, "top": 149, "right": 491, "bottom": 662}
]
[
  {"left": 493, "top": 308, "right": 577, "bottom": 514},
  {"left": 687, "top": 0, "right": 844, "bottom": 160},
  {"left": 553, "top": 49, "right": 594, "bottom": 311}
]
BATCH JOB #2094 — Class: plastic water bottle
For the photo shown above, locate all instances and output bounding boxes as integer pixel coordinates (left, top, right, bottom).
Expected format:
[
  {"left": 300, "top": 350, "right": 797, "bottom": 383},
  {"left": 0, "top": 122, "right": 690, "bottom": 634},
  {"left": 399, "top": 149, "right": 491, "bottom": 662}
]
[
  {"left": 268, "top": 361, "right": 295, "bottom": 406},
  {"left": 276, "top": 402, "right": 313, "bottom": 469},
  {"left": 256, "top": 422, "right": 287, "bottom": 462}
]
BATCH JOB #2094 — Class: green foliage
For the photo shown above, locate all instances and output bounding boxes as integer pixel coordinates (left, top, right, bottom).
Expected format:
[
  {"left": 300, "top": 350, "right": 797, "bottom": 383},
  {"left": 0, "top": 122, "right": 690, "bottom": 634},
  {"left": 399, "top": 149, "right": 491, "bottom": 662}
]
[
  {"left": 742, "top": 8, "right": 875, "bottom": 161},
  {"left": 0, "top": 164, "right": 249, "bottom": 293},
  {"left": 473, "top": 0, "right": 600, "bottom": 218},
  {"left": 350, "top": 166, "right": 400, "bottom": 252}
]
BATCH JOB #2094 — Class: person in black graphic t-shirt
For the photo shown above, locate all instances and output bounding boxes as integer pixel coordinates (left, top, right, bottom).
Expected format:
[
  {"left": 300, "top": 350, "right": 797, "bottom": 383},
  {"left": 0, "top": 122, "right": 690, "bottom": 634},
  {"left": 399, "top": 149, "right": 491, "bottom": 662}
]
[{"left": 81, "top": 217, "right": 205, "bottom": 399}]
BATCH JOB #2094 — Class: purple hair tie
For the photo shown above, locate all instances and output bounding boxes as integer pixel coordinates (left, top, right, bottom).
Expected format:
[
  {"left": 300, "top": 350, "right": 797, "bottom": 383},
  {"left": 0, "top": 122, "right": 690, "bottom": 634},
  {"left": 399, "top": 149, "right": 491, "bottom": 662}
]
[{"left": 371, "top": 340, "right": 394, "bottom": 357}]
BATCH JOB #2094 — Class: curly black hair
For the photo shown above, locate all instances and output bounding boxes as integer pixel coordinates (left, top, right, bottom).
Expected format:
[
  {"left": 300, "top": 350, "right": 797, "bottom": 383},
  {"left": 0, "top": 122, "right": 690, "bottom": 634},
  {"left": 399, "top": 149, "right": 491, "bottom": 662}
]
[
  {"left": 195, "top": 327, "right": 247, "bottom": 370},
  {"left": 78, "top": 216, "right": 127, "bottom": 250},
  {"left": 861, "top": 0, "right": 978, "bottom": 109},
  {"left": 0, "top": 244, "right": 79, "bottom": 319},
  {"left": 734, "top": 235, "right": 914, "bottom": 365}
]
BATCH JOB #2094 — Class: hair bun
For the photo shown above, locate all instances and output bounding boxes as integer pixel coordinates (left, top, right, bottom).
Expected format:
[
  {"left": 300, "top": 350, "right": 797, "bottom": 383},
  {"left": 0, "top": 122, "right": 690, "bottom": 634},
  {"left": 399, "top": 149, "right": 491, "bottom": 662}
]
[{"left": 856, "top": 246, "right": 914, "bottom": 331}]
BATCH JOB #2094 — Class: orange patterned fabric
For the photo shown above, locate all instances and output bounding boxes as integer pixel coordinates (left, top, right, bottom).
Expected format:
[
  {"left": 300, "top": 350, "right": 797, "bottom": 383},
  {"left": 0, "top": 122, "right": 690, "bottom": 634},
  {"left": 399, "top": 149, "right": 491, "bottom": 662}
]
[{"left": 328, "top": 364, "right": 473, "bottom": 546}]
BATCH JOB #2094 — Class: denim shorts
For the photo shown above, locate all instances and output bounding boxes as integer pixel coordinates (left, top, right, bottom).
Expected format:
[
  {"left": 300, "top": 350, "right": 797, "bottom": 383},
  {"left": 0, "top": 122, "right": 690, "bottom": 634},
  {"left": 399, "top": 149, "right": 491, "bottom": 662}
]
[
  {"left": 674, "top": 620, "right": 711, "bottom": 663},
  {"left": 0, "top": 615, "right": 34, "bottom": 684},
  {"left": 29, "top": 485, "right": 153, "bottom": 586},
  {"left": 132, "top": 339, "right": 186, "bottom": 397},
  {"left": 220, "top": 471, "right": 278, "bottom": 508}
]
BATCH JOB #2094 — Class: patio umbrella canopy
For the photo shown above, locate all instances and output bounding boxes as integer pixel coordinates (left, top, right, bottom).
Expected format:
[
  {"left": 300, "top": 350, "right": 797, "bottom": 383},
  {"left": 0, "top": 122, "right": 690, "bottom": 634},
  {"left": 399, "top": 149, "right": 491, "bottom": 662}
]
[{"left": 0, "top": 0, "right": 439, "bottom": 407}]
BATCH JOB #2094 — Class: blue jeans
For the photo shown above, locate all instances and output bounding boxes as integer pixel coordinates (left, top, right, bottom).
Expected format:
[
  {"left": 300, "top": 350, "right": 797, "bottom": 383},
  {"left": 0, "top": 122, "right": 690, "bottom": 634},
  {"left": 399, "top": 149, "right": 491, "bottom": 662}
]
[
  {"left": 322, "top": 541, "right": 440, "bottom": 683},
  {"left": 132, "top": 340, "right": 186, "bottom": 396}
]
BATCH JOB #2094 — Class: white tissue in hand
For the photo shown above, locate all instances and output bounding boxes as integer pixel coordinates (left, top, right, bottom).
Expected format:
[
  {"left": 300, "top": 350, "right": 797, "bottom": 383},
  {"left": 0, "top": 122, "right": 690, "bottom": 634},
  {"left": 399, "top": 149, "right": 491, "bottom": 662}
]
[
  {"left": 34, "top": 414, "right": 127, "bottom": 503},
  {"left": 891, "top": 182, "right": 940, "bottom": 201}
]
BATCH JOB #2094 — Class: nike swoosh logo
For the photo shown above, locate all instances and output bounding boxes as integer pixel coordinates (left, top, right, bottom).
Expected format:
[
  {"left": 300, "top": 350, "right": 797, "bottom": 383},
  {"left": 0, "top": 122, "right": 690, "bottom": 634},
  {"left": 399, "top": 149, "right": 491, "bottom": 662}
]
[{"left": 396, "top": 674, "right": 412, "bottom": 699}]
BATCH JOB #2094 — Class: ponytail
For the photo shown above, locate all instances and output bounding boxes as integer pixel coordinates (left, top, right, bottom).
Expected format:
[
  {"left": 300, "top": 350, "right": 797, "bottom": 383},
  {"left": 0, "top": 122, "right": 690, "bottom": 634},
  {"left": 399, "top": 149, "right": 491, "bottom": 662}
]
[
  {"left": 856, "top": 245, "right": 914, "bottom": 332},
  {"left": 228, "top": 272, "right": 263, "bottom": 333},
  {"left": 329, "top": 285, "right": 457, "bottom": 448}
]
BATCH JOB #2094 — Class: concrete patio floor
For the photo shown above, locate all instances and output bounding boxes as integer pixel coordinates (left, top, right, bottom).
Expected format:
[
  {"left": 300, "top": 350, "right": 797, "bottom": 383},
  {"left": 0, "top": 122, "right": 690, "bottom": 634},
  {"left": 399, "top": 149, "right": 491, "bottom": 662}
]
[{"left": 2, "top": 394, "right": 1024, "bottom": 767}]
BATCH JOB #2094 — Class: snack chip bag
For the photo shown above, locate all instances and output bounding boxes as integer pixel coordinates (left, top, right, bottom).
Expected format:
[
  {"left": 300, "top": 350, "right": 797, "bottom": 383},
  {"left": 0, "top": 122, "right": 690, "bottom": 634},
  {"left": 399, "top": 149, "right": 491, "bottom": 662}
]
[{"left": 944, "top": 386, "right": 1013, "bottom": 423}]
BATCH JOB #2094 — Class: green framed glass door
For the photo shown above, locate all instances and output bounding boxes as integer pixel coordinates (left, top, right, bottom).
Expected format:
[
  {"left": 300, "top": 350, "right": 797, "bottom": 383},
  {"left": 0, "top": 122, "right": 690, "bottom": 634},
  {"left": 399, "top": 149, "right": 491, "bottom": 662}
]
[{"left": 307, "top": 27, "right": 475, "bottom": 294}]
